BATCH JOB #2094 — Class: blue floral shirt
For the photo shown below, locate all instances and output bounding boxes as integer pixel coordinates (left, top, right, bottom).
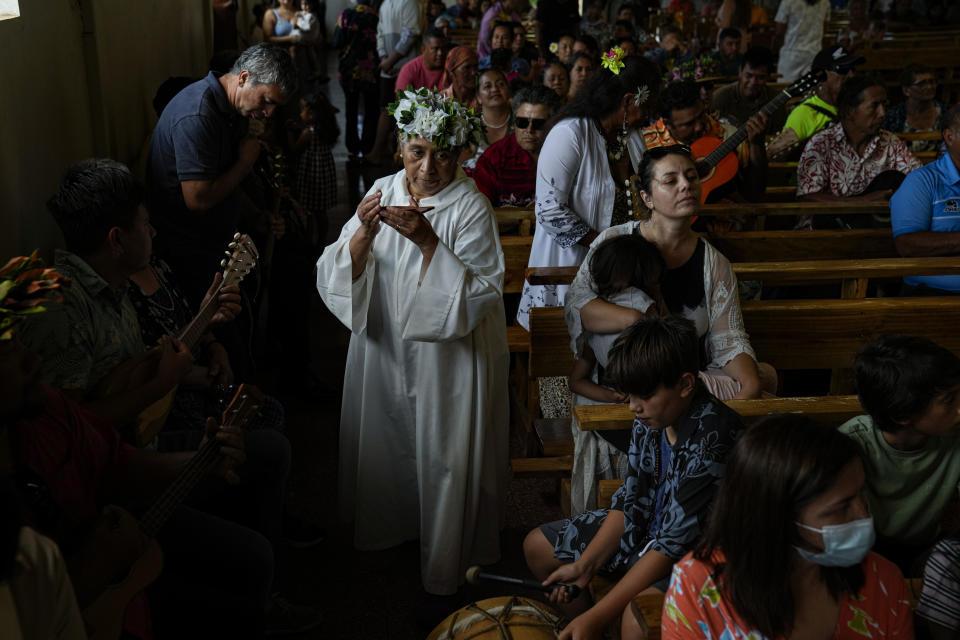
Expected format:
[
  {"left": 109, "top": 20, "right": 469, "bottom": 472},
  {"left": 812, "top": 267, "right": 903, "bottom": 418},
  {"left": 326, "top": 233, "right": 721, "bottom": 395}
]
[{"left": 552, "top": 386, "right": 742, "bottom": 570}]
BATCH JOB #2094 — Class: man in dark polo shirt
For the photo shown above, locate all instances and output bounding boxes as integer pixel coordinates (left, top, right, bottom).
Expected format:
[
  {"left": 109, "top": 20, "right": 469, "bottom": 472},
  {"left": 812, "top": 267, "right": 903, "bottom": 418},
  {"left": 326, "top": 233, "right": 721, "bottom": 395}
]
[{"left": 146, "top": 43, "right": 297, "bottom": 306}]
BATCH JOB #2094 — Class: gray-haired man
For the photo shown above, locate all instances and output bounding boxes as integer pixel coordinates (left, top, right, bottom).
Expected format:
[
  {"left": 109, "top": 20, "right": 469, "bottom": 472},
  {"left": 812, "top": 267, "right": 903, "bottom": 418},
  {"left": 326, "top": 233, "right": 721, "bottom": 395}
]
[{"left": 146, "top": 43, "right": 297, "bottom": 306}]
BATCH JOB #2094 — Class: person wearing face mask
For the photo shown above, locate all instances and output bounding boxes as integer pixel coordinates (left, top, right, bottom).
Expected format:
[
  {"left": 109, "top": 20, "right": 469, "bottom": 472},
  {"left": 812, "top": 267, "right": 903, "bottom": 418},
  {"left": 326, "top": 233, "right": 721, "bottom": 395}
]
[
  {"left": 473, "top": 86, "right": 560, "bottom": 207},
  {"left": 663, "top": 414, "right": 914, "bottom": 640},
  {"left": 315, "top": 89, "right": 508, "bottom": 597},
  {"left": 840, "top": 335, "right": 960, "bottom": 575}
]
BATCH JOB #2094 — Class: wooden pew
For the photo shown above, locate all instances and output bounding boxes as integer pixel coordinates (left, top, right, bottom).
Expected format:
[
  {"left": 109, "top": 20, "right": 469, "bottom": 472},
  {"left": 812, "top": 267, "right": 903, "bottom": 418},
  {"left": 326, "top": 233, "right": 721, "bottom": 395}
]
[
  {"left": 495, "top": 206, "right": 534, "bottom": 236},
  {"left": 502, "top": 235, "right": 533, "bottom": 295},
  {"left": 574, "top": 396, "right": 864, "bottom": 432}
]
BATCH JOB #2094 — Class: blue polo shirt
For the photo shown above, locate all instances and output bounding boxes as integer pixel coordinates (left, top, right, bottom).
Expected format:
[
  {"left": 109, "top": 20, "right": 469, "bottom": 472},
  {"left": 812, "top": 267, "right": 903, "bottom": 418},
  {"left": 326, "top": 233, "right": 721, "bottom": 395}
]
[
  {"left": 891, "top": 152, "right": 960, "bottom": 292},
  {"left": 145, "top": 72, "right": 247, "bottom": 301}
]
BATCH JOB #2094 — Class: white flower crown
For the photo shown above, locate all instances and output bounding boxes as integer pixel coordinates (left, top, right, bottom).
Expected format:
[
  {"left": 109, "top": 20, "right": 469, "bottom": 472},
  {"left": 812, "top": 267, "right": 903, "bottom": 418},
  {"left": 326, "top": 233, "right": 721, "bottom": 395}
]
[{"left": 388, "top": 87, "right": 485, "bottom": 150}]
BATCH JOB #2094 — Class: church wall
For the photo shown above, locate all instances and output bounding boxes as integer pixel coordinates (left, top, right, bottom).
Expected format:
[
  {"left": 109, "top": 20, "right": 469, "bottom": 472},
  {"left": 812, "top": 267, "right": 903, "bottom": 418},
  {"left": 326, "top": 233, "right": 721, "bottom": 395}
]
[{"left": 0, "top": 1, "right": 211, "bottom": 261}]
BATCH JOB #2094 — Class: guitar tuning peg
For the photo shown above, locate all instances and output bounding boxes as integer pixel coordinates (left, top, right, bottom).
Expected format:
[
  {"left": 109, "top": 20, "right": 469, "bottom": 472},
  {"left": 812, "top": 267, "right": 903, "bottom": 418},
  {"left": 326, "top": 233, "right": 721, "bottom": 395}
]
[
  {"left": 234, "top": 232, "right": 241, "bottom": 240},
  {"left": 228, "top": 242, "right": 237, "bottom": 249},
  {"left": 220, "top": 259, "right": 227, "bottom": 267},
  {"left": 224, "top": 250, "right": 232, "bottom": 257}
]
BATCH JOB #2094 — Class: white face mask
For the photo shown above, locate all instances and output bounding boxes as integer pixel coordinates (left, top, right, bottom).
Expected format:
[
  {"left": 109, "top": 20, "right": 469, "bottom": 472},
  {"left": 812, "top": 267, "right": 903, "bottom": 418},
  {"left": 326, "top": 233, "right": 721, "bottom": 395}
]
[{"left": 794, "top": 517, "right": 876, "bottom": 567}]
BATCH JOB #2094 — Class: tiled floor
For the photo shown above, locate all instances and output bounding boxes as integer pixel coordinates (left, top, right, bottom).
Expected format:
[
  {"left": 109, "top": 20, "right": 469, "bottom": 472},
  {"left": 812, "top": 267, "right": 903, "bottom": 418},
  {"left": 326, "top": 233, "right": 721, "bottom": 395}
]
[{"left": 266, "top": 52, "right": 564, "bottom": 639}]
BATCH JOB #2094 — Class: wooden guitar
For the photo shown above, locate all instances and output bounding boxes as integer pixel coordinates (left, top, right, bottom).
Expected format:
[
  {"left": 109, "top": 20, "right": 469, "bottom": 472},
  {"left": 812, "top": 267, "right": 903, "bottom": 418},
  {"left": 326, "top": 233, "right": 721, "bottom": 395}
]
[
  {"left": 691, "top": 69, "right": 825, "bottom": 203},
  {"left": 80, "top": 384, "right": 264, "bottom": 640},
  {"left": 93, "top": 234, "right": 259, "bottom": 447}
]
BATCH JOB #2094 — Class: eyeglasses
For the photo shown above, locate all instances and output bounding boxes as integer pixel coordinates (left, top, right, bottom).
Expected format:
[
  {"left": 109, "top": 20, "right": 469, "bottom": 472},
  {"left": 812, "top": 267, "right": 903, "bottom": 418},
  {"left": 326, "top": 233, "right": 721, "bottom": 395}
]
[
  {"left": 909, "top": 79, "right": 936, "bottom": 88},
  {"left": 515, "top": 117, "right": 546, "bottom": 131}
]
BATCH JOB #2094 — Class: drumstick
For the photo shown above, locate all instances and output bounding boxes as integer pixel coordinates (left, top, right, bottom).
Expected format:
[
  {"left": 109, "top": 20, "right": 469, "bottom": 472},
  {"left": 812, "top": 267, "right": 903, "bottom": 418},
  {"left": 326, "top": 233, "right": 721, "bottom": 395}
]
[{"left": 465, "top": 566, "right": 582, "bottom": 599}]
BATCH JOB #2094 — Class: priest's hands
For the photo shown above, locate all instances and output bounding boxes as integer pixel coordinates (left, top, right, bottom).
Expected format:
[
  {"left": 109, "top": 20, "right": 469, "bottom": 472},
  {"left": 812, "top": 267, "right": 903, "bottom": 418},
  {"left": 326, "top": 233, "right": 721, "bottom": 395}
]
[
  {"left": 380, "top": 196, "right": 437, "bottom": 253},
  {"left": 356, "top": 190, "right": 383, "bottom": 240}
]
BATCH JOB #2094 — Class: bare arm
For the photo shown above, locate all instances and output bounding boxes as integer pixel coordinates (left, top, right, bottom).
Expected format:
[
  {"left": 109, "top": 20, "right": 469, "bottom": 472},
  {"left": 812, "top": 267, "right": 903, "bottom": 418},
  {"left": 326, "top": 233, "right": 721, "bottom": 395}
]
[
  {"left": 580, "top": 298, "right": 644, "bottom": 334},
  {"left": 350, "top": 191, "right": 383, "bottom": 279},
  {"left": 559, "top": 549, "right": 674, "bottom": 640},
  {"left": 894, "top": 231, "right": 960, "bottom": 257},
  {"left": 569, "top": 347, "right": 627, "bottom": 404},
  {"left": 181, "top": 137, "right": 261, "bottom": 211},
  {"left": 263, "top": 10, "right": 299, "bottom": 43}
]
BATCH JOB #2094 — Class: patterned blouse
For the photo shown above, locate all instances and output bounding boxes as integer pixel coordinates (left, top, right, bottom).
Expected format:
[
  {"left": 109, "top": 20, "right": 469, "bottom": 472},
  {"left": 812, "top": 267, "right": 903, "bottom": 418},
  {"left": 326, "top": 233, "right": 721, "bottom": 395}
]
[
  {"left": 797, "top": 123, "right": 922, "bottom": 198},
  {"left": 664, "top": 550, "right": 915, "bottom": 639},
  {"left": 550, "top": 387, "right": 743, "bottom": 568},
  {"left": 881, "top": 101, "right": 948, "bottom": 154}
]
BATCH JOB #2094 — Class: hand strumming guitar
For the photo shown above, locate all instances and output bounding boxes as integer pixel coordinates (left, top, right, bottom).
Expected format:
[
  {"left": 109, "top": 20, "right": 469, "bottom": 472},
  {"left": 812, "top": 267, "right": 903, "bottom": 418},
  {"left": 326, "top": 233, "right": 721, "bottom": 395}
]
[
  {"left": 201, "top": 272, "right": 243, "bottom": 325},
  {"left": 200, "top": 417, "right": 246, "bottom": 485},
  {"left": 156, "top": 336, "right": 193, "bottom": 388}
]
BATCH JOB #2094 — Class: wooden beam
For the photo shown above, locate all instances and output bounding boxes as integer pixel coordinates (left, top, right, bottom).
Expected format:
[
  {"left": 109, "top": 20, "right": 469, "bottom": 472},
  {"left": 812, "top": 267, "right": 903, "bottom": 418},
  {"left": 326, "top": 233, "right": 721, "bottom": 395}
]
[{"left": 573, "top": 395, "right": 864, "bottom": 431}]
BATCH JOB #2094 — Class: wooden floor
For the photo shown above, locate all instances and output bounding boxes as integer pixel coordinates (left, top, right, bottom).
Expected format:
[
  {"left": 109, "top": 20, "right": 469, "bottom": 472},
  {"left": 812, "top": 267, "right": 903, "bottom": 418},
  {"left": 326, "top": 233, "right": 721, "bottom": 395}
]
[{"left": 264, "top": 51, "right": 563, "bottom": 639}]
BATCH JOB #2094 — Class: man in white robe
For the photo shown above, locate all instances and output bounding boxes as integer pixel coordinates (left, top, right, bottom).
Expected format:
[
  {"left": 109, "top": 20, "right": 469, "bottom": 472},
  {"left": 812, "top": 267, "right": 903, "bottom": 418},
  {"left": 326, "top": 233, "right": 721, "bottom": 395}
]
[{"left": 315, "top": 89, "right": 509, "bottom": 595}]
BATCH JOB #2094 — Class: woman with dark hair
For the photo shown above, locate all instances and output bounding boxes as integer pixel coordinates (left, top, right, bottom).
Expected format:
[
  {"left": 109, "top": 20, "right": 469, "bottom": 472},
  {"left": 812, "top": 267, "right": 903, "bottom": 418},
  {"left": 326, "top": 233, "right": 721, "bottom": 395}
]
[
  {"left": 663, "top": 414, "right": 914, "bottom": 639},
  {"left": 462, "top": 68, "right": 513, "bottom": 172},
  {"left": 883, "top": 64, "right": 948, "bottom": 155},
  {"left": 564, "top": 145, "right": 775, "bottom": 514},
  {"left": 516, "top": 54, "right": 662, "bottom": 330},
  {"left": 566, "top": 51, "right": 597, "bottom": 102}
]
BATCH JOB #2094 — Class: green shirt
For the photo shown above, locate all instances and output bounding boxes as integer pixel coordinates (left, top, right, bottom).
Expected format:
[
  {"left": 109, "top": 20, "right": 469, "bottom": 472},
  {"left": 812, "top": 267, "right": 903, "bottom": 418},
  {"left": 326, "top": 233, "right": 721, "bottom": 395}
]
[
  {"left": 782, "top": 94, "right": 837, "bottom": 144},
  {"left": 840, "top": 415, "right": 960, "bottom": 546},
  {"left": 22, "top": 250, "right": 145, "bottom": 394}
]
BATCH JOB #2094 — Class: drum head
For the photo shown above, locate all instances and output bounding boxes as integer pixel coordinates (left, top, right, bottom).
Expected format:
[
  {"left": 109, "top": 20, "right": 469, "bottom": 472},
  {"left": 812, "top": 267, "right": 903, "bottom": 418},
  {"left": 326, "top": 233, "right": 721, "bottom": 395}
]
[{"left": 427, "top": 595, "right": 562, "bottom": 640}]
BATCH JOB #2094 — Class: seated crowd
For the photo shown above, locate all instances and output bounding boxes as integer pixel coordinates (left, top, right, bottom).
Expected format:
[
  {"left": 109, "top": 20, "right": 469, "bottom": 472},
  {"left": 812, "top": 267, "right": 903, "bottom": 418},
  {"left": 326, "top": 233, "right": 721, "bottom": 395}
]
[{"left": 6, "top": 0, "right": 960, "bottom": 638}]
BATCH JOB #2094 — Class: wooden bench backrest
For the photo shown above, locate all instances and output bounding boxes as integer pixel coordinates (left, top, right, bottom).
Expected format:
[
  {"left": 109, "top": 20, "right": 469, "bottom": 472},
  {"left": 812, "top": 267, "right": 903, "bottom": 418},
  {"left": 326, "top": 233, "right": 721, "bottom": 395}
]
[
  {"left": 529, "top": 294, "right": 960, "bottom": 386},
  {"left": 501, "top": 235, "right": 533, "bottom": 295},
  {"left": 527, "top": 257, "right": 960, "bottom": 290},
  {"left": 711, "top": 229, "right": 896, "bottom": 262},
  {"left": 574, "top": 395, "right": 864, "bottom": 432},
  {"left": 744, "top": 296, "right": 960, "bottom": 370}
]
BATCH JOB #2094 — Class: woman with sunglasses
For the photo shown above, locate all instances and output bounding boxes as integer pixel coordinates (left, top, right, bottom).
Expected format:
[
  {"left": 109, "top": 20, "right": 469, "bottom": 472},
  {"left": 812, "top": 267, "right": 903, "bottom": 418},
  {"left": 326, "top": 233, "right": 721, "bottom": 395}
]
[
  {"left": 516, "top": 54, "right": 662, "bottom": 330},
  {"left": 473, "top": 86, "right": 561, "bottom": 208},
  {"left": 663, "top": 414, "right": 913, "bottom": 639},
  {"left": 564, "top": 145, "right": 774, "bottom": 515}
]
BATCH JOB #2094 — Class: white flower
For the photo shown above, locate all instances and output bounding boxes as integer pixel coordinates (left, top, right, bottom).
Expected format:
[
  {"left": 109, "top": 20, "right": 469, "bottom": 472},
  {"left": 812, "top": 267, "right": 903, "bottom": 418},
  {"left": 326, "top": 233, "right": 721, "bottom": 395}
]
[
  {"left": 395, "top": 97, "right": 416, "bottom": 116},
  {"left": 411, "top": 108, "right": 444, "bottom": 139},
  {"left": 449, "top": 117, "right": 471, "bottom": 146}
]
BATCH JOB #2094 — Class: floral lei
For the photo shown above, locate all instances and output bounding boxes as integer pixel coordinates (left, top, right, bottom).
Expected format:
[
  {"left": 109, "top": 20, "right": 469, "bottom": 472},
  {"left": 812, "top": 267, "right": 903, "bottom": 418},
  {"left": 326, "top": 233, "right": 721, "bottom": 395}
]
[
  {"left": 0, "top": 251, "right": 69, "bottom": 340},
  {"left": 388, "top": 87, "right": 485, "bottom": 149}
]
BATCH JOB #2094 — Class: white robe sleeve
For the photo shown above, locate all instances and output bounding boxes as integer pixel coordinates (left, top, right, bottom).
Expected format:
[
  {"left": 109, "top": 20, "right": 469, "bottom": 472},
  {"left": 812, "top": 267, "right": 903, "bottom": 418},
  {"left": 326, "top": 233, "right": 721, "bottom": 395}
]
[
  {"left": 315, "top": 204, "right": 378, "bottom": 335},
  {"left": 403, "top": 193, "right": 505, "bottom": 342}
]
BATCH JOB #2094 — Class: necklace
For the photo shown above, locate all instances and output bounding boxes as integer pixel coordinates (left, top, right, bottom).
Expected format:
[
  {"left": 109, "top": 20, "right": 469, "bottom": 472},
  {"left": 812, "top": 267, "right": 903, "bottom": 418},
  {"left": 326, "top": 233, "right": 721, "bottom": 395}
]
[{"left": 481, "top": 110, "right": 509, "bottom": 129}]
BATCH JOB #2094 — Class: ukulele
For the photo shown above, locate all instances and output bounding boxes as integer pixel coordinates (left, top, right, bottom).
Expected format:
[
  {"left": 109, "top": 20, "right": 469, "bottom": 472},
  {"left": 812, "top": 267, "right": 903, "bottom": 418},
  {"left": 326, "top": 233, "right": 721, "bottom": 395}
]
[
  {"left": 93, "top": 234, "right": 259, "bottom": 447},
  {"left": 691, "top": 69, "right": 825, "bottom": 203},
  {"left": 80, "top": 384, "right": 263, "bottom": 640}
]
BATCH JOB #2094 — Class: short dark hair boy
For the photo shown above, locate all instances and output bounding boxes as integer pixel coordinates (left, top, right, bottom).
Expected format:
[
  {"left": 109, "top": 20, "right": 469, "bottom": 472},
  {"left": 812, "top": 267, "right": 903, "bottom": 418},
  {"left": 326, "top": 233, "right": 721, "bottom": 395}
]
[
  {"left": 522, "top": 315, "right": 743, "bottom": 636},
  {"left": 841, "top": 334, "right": 960, "bottom": 572}
]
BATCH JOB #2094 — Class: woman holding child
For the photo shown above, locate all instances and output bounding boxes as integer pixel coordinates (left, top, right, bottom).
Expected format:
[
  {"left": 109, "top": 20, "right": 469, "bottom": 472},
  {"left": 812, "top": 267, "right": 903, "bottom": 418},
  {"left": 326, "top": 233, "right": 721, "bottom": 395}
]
[{"left": 565, "top": 144, "right": 776, "bottom": 514}]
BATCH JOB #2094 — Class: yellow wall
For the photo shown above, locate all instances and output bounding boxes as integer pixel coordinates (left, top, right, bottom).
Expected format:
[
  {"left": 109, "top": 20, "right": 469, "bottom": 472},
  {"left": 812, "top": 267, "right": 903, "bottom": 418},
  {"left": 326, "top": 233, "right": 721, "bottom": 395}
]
[{"left": 0, "top": 1, "right": 211, "bottom": 261}]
